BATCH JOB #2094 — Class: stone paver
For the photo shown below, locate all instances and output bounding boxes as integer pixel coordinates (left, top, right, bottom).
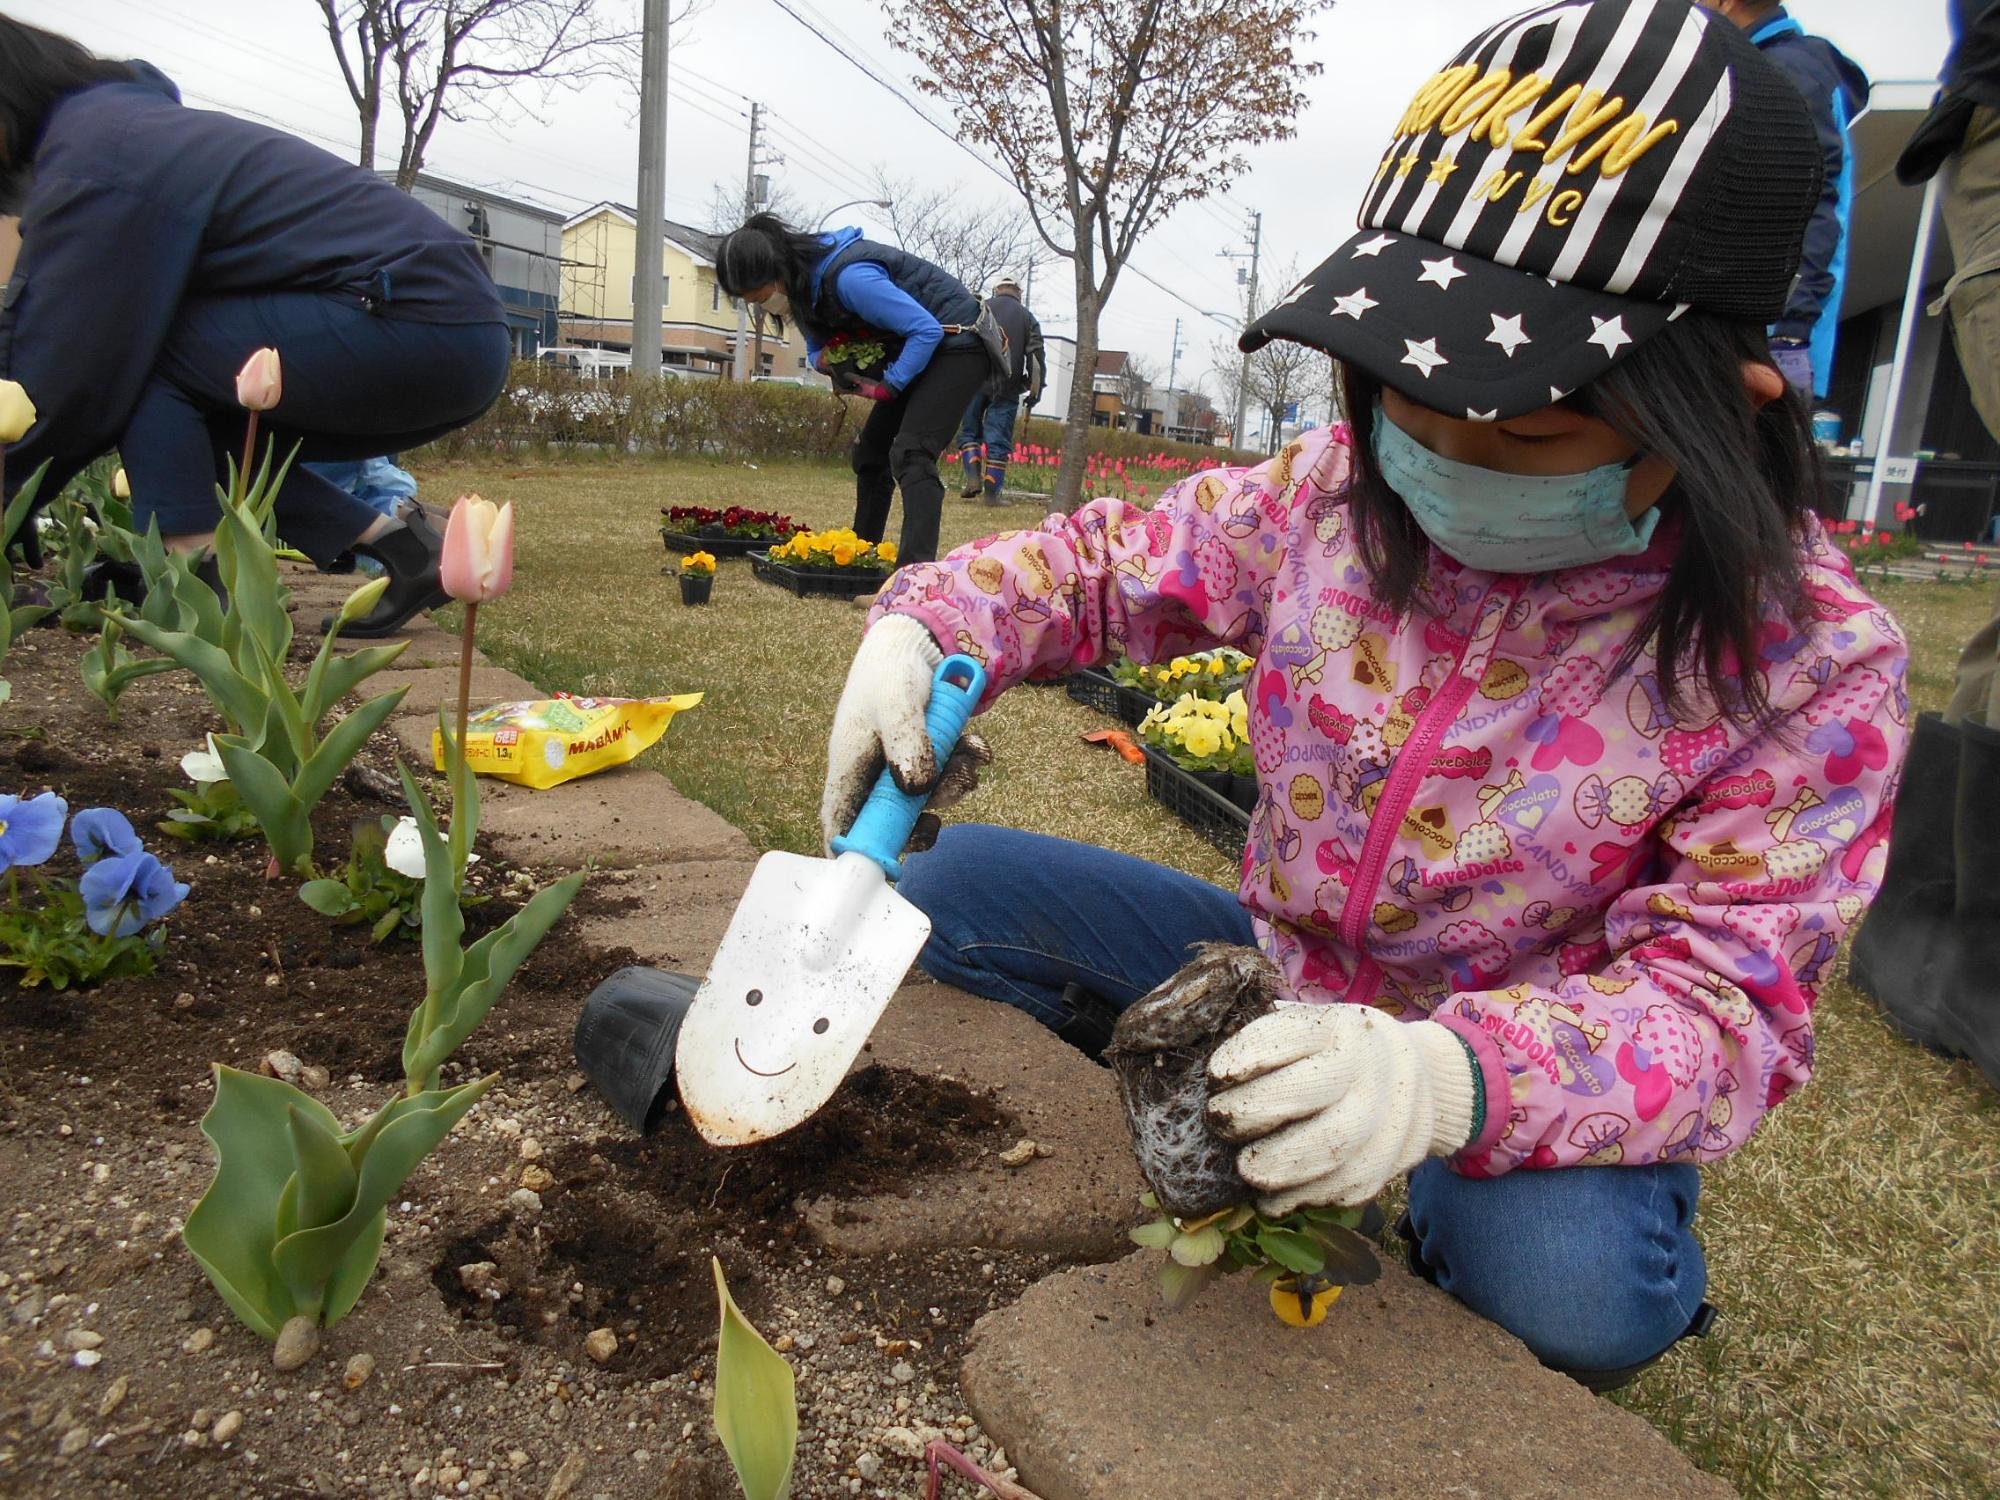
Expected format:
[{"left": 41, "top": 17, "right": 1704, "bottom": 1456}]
[
  {"left": 386, "top": 712, "right": 752, "bottom": 870},
  {"left": 368, "top": 664, "right": 538, "bottom": 720},
  {"left": 960, "top": 1250, "right": 1739, "bottom": 1500},
  {"left": 573, "top": 857, "right": 760, "bottom": 971},
  {"left": 804, "top": 982, "right": 1145, "bottom": 1261}
]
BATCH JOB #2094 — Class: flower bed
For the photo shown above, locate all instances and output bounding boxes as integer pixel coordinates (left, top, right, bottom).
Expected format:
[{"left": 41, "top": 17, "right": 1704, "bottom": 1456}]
[{"left": 0, "top": 618, "right": 1069, "bottom": 1497}]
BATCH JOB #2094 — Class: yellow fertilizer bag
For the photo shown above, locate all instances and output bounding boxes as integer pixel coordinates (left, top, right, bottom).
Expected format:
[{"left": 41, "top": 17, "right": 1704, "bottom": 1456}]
[{"left": 432, "top": 693, "right": 703, "bottom": 789}]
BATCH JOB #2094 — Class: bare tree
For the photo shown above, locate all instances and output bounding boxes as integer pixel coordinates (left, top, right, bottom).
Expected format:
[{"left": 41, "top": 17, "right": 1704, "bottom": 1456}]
[
  {"left": 1116, "top": 354, "right": 1157, "bottom": 427},
  {"left": 314, "top": 1, "right": 646, "bottom": 189},
  {"left": 887, "top": 0, "right": 1330, "bottom": 508},
  {"left": 866, "top": 168, "right": 1037, "bottom": 296},
  {"left": 1213, "top": 260, "right": 1333, "bottom": 453}
]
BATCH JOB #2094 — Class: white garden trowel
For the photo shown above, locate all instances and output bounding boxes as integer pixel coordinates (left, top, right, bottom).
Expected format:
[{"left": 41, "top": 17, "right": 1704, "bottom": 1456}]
[{"left": 675, "top": 654, "right": 988, "bottom": 1146}]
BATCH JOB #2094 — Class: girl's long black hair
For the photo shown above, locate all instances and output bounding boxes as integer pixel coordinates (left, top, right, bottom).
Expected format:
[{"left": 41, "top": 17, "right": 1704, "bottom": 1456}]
[
  {"left": 714, "top": 212, "right": 827, "bottom": 307},
  {"left": 0, "top": 17, "right": 132, "bottom": 166},
  {"left": 1340, "top": 311, "right": 1820, "bottom": 726}
]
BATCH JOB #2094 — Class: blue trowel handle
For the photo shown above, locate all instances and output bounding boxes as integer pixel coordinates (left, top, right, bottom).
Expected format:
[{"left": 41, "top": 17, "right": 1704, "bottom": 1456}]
[{"left": 832, "top": 653, "right": 988, "bottom": 880}]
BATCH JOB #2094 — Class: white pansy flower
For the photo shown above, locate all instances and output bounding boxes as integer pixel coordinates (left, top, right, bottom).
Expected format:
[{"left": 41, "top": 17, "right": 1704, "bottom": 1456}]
[
  {"left": 181, "top": 734, "right": 228, "bottom": 786},
  {"left": 384, "top": 816, "right": 478, "bottom": 880}
]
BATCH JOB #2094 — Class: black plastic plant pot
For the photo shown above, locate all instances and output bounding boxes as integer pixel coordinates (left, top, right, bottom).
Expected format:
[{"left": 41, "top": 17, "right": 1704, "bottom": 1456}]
[
  {"left": 573, "top": 966, "right": 699, "bottom": 1134},
  {"left": 1228, "top": 774, "right": 1259, "bottom": 813},
  {"left": 1114, "top": 685, "right": 1160, "bottom": 728},
  {"left": 679, "top": 572, "right": 715, "bottom": 606}
]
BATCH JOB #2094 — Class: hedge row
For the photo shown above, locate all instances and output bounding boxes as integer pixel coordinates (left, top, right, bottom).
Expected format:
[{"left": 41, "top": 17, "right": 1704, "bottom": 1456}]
[
  {"left": 418, "top": 360, "right": 1253, "bottom": 471},
  {"left": 418, "top": 362, "right": 868, "bottom": 461}
]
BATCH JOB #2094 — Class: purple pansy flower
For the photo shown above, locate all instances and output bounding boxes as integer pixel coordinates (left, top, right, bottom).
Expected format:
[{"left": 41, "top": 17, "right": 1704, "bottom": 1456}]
[
  {"left": 71, "top": 808, "right": 142, "bottom": 864},
  {"left": 0, "top": 792, "right": 68, "bottom": 872},
  {"left": 80, "top": 851, "right": 190, "bottom": 938}
]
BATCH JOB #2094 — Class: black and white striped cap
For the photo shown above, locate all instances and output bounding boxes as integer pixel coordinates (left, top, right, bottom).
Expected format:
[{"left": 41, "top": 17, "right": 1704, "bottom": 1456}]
[{"left": 1241, "top": 0, "right": 1822, "bottom": 422}]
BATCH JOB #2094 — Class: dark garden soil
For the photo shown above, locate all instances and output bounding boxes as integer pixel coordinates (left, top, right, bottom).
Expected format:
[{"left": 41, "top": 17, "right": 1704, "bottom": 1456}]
[{"left": 0, "top": 622, "right": 1069, "bottom": 1499}]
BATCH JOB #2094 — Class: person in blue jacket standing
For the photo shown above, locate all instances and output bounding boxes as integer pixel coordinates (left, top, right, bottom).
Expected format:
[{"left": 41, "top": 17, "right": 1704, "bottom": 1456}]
[
  {"left": 0, "top": 18, "right": 512, "bottom": 636},
  {"left": 1699, "top": 2, "right": 1870, "bottom": 399},
  {"left": 716, "top": 214, "right": 987, "bottom": 566}
]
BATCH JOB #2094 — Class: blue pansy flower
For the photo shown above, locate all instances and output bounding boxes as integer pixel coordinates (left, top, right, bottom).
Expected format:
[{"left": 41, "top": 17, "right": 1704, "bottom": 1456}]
[
  {"left": 79, "top": 850, "right": 190, "bottom": 938},
  {"left": 71, "top": 808, "right": 143, "bottom": 864},
  {"left": 0, "top": 792, "right": 68, "bottom": 872}
]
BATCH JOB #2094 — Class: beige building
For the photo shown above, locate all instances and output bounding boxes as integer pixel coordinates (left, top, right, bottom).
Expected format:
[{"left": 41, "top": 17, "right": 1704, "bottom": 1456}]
[{"left": 559, "top": 203, "right": 816, "bottom": 381}]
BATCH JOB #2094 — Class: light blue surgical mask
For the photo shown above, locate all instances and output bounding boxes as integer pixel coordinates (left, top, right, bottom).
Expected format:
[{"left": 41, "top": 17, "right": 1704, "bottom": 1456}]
[{"left": 1371, "top": 403, "right": 1659, "bottom": 574}]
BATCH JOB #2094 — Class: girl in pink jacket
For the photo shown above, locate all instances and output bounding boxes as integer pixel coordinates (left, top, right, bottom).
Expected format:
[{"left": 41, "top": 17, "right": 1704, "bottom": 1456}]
[{"left": 821, "top": 0, "right": 1909, "bottom": 1389}]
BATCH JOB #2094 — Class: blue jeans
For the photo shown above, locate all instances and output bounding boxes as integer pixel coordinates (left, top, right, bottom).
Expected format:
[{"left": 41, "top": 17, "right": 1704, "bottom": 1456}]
[
  {"left": 123, "top": 291, "right": 509, "bottom": 563},
  {"left": 900, "top": 824, "right": 1710, "bottom": 1377},
  {"left": 957, "top": 389, "right": 1021, "bottom": 490}
]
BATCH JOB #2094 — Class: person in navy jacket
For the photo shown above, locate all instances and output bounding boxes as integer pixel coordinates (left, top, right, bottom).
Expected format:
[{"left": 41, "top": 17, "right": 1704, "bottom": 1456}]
[
  {"left": 0, "top": 18, "right": 512, "bottom": 636},
  {"left": 716, "top": 214, "right": 988, "bottom": 566},
  {"left": 1699, "top": 2, "right": 1870, "bottom": 400}
]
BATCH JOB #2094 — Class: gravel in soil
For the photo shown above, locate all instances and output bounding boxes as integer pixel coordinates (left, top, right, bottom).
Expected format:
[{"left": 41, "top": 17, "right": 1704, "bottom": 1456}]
[{"left": 0, "top": 624, "right": 1076, "bottom": 1497}]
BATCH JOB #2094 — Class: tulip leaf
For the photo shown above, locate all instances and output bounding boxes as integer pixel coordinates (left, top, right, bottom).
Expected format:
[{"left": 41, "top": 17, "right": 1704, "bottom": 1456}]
[
  {"left": 110, "top": 613, "right": 268, "bottom": 736},
  {"left": 213, "top": 735, "right": 311, "bottom": 875},
  {"left": 184, "top": 1066, "right": 350, "bottom": 1340},
  {"left": 712, "top": 1257, "right": 796, "bottom": 1500},
  {"left": 270, "top": 1076, "right": 494, "bottom": 1327},
  {"left": 294, "top": 688, "right": 407, "bottom": 813},
  {"left": 305, "top": 640, "right": 409, "bottom": 726},
  {"left": 405, "top": 872, "right": 583, "bottom": 1087}
]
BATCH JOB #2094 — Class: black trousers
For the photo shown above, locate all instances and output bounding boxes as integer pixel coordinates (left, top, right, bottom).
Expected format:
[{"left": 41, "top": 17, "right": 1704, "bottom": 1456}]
[{"left": 851, "top": 346, "right": 989, "bottom": 565}]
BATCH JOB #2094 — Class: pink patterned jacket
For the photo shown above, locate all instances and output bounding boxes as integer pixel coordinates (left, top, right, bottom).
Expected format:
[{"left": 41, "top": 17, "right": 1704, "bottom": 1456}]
[{"left": 873, "top": 425, "right": 1910, "bottom": 1174}]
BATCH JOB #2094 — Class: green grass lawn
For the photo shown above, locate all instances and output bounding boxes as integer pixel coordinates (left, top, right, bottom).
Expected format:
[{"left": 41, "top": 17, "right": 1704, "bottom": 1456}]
[{"left": 411, "top": 450, "right": 1999, "bottom": 1500}]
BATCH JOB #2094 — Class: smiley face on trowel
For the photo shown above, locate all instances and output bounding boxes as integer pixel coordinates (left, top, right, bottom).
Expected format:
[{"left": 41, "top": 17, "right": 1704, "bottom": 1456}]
[
  {"left": 673, "top": 847, "right": 941, "bottom": 1144},
  {"left": 674, "top": 656, "right": 987, "bottom": 1146}
]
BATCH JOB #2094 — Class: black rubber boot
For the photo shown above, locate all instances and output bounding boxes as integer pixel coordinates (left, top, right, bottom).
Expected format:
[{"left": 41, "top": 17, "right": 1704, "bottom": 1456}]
[
  {"left": 1851, "top": 713, "right": 1966, "bottom": 1052},
  {"left": 573, "top": 966, "right": 698, "bottom": 1134},
  {"left": 80, "top": 553, "right": 226, "bottom": 613},
  {"left": 323, "top": 508, "right": 449, "bottom": 637},
  {"left": 1051, "top": 981, "right": 1122, "bottom": 1063},
  {"left": 1940, "top": 717, "right": 2000, "bottom": 1085}
]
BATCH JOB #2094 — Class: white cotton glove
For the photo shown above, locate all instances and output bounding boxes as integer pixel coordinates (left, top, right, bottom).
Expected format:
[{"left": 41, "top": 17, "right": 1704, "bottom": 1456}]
[
  {"left": 821, "top": 613, "right": 992, "bottom": 854},
  {"left": 1206, "top": 1005, "right": 1480, "bottom": 1214}
]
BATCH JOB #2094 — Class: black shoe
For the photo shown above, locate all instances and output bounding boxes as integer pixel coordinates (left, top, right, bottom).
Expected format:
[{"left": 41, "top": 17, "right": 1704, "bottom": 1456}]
[
  {"left": 79, "top": 554, "right": 226, "bottom": 613},
  {"left": 325, "top": 509, "right": 449, "bottom": 637},
  {"left": 1051, "top": 981, "right": 1121, "bottom": 1063}
]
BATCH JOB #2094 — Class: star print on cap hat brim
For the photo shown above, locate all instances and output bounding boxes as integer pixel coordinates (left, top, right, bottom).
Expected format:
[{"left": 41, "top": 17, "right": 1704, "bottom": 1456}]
[{"left": 1240, "top": 227, "right": 1679, "bottom": 422}]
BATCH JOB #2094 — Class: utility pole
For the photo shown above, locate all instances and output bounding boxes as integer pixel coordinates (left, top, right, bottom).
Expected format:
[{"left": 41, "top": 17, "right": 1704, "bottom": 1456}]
[
  {"left": 732, "top": 102, "right": 764, "bottom": 382},
  {"left": 1024, "top": 257, "right": 1034, "bottom": 308},
  {"left": 1166, "top": 317, "right": 1183, "bottom": 441},
  {"left": 1229, "top": 211, "right": 1261, "bottom": 452},
  {"left": 631, "top": 0, "right": 669, "bottom": 380}
]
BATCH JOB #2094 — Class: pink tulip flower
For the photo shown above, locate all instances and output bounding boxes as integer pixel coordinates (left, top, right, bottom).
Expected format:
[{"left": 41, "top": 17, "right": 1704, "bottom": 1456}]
[
  {"left": 234, "top": 348, "right": 283, "bottom": 411},
  {"left": 441, "top": 494, "right": 515, "bottom": 602}
]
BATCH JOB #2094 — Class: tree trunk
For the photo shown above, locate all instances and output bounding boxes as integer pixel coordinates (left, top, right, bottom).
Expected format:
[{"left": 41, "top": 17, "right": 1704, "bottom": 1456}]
[
  {"left": 357, "top": 108, "right": 378, "bottom": 171},
  {"left": 1056, "top": 255, "right": 1100, "bottom": 514}
]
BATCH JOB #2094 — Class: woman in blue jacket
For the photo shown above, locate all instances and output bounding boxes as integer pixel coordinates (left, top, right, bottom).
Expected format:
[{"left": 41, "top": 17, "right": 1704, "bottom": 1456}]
[
  {"left": 0, "top": 18, "right": 511, "bottom": 636},
  {"left": 716, "top": 214, "right": 987, "bottom": 566}
]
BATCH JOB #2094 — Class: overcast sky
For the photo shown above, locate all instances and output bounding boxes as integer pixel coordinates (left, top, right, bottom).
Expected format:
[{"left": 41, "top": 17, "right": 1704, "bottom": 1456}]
[{"left": 21, "top": 0, "right": 1957, "bottom": 395}]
